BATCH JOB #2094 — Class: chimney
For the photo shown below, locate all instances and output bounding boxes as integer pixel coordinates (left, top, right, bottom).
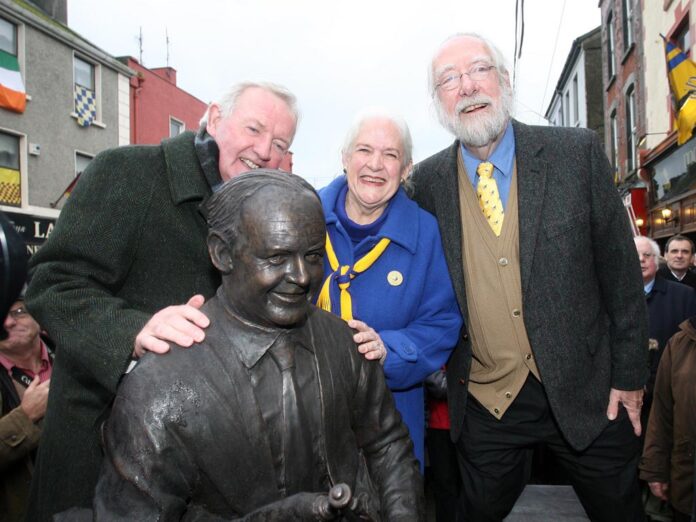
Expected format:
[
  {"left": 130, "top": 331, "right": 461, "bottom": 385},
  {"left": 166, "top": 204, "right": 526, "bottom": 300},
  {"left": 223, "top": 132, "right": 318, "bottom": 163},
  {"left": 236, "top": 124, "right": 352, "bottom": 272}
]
[{"left": 28, "top": 0, "right": 68, "bottom": 24}]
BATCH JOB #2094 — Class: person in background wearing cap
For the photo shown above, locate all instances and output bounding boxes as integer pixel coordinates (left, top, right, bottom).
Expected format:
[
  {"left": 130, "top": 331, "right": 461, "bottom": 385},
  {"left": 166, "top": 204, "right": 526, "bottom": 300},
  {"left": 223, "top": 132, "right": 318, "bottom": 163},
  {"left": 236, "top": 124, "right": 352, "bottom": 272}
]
[{"left": 0, "top": 293, "right": 52, "bottom": 522}]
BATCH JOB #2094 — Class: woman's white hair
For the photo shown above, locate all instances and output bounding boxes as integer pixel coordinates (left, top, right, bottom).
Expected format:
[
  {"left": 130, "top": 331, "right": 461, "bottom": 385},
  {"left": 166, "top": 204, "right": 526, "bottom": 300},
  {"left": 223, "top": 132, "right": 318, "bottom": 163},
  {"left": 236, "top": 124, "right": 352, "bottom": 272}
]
[{"left": 341, "top": 107, "right": 414, "bottom": 169}]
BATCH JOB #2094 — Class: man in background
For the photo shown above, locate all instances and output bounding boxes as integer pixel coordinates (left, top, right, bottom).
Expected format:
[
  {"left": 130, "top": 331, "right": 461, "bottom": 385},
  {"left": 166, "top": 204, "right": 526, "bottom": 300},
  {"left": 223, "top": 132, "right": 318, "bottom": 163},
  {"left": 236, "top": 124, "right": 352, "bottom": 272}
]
[
  {"left": 658, "top": 234, "right": 696, "bottom": 290},
  {"left": 0, "top": 295, "right": 51, "bottom": 521}
]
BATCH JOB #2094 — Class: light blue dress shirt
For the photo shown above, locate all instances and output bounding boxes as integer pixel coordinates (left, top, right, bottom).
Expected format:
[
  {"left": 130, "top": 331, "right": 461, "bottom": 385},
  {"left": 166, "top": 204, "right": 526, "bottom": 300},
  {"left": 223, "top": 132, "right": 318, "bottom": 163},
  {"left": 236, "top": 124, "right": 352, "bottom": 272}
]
[
  {"left": 461, "top": 122, "right": 516, "bottom": 210},
  {"left": 644, "top": 278, "right": 655, "bottom": 295}
]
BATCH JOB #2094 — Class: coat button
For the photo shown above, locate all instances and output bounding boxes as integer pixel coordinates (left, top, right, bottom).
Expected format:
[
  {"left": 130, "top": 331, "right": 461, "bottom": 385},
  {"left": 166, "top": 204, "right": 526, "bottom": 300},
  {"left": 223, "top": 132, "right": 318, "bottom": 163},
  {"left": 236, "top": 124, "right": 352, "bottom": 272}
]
[
  {"left": 494, "top": 408, "right": 500, "bottom": 414},
  {"left": 462, "top": 332, "right": 469, "bottom": 341},
  {"left": 459, "top": 378, "right": 466, "bottom": 385},
  {"left": 498, "top": 257, "right": 509, "bottom": 266},
  {"left": 525, "top": 353, "right": 533, "bottom": 360},
  {"left": 512, "top": 309, "right": 521, "bottom": 317},
  {"left": 505, "top": 392, "right": 512, "bottom": 399}
]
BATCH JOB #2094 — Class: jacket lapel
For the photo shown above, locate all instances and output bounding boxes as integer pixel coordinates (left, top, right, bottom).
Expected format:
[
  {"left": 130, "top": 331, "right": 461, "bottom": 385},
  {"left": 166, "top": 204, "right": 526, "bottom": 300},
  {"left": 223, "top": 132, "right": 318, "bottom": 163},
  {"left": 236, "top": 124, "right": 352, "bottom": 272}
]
[
  {"left": 432, "top": 142, "right": 468, "bottom": 314},
  {"left": 513, "top": 120, "right": 548, "bottom": 294}
]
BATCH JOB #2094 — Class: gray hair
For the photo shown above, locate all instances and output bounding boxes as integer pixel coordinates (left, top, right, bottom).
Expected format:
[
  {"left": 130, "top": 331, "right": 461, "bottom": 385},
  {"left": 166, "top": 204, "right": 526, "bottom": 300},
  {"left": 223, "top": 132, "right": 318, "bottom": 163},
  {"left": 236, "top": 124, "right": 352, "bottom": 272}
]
[
  {"left": 428, "top": 32, "right": 510, "bottom": 96},
  {"left": 206, "top": 169, "right": 320, "bottom": 247},
  {"left": 199, "top": 81, "right": 300, "bottom": 130},
  {"left": 341, "top": 108, "right": 414, "bottom": 169},
  {"left": 634, "top": 236, "right": 660, "bottom": 258}
]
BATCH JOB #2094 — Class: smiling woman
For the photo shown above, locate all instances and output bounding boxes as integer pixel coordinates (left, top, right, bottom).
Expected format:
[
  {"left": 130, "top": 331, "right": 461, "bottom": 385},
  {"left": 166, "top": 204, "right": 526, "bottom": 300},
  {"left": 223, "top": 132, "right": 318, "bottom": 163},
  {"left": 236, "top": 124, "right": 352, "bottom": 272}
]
[{"left": 315, "top": 108, "right": 463, "bottom": 471}]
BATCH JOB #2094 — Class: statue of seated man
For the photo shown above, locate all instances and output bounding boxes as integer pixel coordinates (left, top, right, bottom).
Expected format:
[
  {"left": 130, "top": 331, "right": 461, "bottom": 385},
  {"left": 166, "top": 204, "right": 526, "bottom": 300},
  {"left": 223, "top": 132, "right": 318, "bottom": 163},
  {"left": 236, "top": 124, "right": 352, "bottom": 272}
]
[{"left": 91, "top": 170, "right": 423, "bottom": 521}]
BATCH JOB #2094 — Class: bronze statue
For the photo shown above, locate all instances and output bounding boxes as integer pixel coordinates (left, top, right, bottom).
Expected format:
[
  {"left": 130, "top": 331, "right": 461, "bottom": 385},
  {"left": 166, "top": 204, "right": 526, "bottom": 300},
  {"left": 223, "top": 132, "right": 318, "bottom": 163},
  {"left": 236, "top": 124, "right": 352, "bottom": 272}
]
[{"left": 91, "top": 170, "right": 423, "bottom": 521}]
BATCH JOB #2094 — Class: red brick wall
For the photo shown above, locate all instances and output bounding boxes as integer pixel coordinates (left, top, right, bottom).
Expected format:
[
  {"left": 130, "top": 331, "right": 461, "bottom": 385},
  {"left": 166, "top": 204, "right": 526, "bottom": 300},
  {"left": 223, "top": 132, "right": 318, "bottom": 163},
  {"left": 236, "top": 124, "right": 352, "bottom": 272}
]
[{"left": 124, "top": 57, "right": 207, "bottom": 145}]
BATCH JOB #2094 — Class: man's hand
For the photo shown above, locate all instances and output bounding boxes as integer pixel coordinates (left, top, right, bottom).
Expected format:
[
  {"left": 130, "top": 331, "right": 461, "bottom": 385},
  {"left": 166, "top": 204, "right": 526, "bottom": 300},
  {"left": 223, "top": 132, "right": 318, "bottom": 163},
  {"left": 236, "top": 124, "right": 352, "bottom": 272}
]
[
  {"left": 20, "top": 376, "right": 50, "bottom": 422},
  {"left": 606, "top": 387, "right": 643, "bottom": 436},
  {"left": 648, "top": 481, "right": 669, "bottom": 501},
  {"left": 133, "top": 295, "right": 210, "bottom": 358},
  {"left": 348, "top": 319, "right": 387, "bottom": 365}
]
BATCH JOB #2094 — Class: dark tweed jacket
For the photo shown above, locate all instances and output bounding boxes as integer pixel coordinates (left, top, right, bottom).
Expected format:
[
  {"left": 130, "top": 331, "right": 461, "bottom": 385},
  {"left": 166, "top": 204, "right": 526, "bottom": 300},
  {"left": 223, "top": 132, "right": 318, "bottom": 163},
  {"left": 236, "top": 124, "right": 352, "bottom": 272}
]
[
  {"left": 25, "top": 131, "right": 221, "bottom": 520},
  {"left": 411, "top": 120, "right": 649, "bottom": 451}
]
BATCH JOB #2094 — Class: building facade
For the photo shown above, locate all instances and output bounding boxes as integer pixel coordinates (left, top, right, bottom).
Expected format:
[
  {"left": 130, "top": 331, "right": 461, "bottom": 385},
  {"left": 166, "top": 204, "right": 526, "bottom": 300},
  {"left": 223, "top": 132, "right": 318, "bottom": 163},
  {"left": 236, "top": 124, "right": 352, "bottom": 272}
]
[
  {"left": 545, "top": 27, "right": 604, "bottom": 141},
  {"left": 119, "top": 56, "right": 207, "bottom": 145},
  {"left": 640, "top": 0, "right": 696, "bottom": 242},
  {"left": 0, "top": 0, "right": 131, "bottom": 254}
]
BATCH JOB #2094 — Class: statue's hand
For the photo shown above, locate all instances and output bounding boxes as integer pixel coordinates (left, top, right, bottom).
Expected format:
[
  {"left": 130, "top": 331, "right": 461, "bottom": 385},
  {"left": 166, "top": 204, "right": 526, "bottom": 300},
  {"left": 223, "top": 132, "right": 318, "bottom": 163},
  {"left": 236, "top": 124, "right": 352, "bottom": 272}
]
[{"left": 133, "top": 295, "right": 210, "bottom": 358}]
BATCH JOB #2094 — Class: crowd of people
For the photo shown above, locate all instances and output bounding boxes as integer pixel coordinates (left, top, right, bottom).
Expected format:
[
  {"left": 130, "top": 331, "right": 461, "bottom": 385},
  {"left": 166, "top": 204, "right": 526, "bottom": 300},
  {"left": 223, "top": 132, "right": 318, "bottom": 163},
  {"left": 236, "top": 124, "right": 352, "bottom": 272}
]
[{"left": 0, "top": 32, "right": 694, "bottom": 522}]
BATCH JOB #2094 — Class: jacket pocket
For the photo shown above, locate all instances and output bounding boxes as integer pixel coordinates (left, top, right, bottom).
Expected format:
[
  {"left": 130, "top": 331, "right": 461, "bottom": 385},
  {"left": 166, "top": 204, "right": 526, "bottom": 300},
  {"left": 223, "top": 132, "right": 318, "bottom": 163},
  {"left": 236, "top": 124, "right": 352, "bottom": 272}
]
[{"left": 543, "top": 210, "right": 589, "bottom": 239}]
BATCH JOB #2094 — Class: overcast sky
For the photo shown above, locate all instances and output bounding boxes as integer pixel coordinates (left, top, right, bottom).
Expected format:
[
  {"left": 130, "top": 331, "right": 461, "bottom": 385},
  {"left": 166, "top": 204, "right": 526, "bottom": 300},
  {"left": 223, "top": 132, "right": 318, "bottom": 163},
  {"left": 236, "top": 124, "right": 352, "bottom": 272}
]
[{"left": 68, "top": 0, "right": 601, "bottom": 188}]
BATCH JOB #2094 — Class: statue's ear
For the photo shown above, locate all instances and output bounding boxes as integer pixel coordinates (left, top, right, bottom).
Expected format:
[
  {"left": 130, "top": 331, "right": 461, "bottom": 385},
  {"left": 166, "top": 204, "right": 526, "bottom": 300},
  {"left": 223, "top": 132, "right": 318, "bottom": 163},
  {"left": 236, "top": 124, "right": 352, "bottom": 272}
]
[{"left": 208, "top": 232, "right": 234, "bottom": 274}]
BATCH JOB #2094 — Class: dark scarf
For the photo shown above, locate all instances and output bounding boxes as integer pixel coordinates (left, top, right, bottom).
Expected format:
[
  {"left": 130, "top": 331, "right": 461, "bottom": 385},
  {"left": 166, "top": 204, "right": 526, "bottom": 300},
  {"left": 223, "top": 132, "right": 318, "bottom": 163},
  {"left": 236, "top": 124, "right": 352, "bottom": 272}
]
[{"left": 194, "top": 125, "right": 223, "bottom": 192}]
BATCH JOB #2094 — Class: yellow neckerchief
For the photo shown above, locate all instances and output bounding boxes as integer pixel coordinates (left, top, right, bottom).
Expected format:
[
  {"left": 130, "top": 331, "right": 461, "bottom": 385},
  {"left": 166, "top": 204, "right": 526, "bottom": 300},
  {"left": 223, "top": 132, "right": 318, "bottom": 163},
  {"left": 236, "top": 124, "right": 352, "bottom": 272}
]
[{"left": 316, "top": 233, "right": 391, "bottom": 320}]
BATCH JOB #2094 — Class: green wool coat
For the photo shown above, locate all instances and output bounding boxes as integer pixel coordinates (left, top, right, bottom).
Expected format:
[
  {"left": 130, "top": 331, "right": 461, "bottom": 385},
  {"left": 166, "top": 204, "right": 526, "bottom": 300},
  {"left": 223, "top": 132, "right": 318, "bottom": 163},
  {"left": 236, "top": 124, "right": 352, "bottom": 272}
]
[{"left": 25, "top": 131, "right": 220, "bottom": 521}]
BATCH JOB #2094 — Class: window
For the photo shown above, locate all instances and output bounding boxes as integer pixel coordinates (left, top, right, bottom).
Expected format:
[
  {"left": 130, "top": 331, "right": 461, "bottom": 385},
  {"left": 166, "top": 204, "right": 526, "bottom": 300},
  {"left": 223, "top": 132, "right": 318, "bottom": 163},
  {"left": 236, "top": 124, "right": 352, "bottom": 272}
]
[
  {"left": 74, "top": 56, "right": 94, "bottom": 90},
  {"left": 673, "top": 18, "right": 691, "bottom": 54},
  {"left": 572, "top": 75, "right": 579, "bottom": 125},
  {"left": 73, "top": 54, "right": 101, "bottom": 126},
  {"left": 0, "top": 16, "right": 16, "bottom": 56},
  {"left": 564, "top": 91, "right": 570, "bottom": 127},
  {"left": 75, "top": 151, "right": 93, "bottom": 176},
  {"left": 610, "top": 109, "right": 619, "bottom": 170},
  {"left": 625, "top": 85, "right": 637, "bottom": 172},
  {"left": 622, "top": 0, "right": 634, "bottom": 50},
  {"left": 0, "top": 131, "right": 21, "bottom": 207},
  {"left": 606, "top": 12, "right": 616, "bottom": 78},
  {"left": 169, "top": 117, "right": 184, "bottom": 137}
]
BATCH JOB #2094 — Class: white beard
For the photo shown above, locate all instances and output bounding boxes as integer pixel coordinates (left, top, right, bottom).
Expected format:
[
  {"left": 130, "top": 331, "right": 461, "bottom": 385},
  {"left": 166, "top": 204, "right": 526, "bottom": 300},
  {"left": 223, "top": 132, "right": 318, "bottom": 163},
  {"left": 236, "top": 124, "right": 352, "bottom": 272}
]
[{"left": 436, "top": 84, "right": 514, "bottom": 148}]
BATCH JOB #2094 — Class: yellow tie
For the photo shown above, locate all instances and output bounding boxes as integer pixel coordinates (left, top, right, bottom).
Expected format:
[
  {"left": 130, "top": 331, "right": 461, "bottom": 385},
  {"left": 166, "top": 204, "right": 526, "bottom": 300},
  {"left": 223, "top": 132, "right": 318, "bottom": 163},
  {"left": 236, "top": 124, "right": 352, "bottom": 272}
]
[
  {"left": 316, "top": 233, "right": 391, "bottom": 321},
  {"left": 476, "top": 161, "right": 504, "bottom": 236}
]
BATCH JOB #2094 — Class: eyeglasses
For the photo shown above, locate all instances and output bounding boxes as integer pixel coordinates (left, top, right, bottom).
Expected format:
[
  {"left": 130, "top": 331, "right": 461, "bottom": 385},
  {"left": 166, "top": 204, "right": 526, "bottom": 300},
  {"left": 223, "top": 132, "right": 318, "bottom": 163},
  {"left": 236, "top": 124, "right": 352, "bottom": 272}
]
[
  {"left": 435, "top": 65, "right": 497, "bottom": 91},
  {"left": 7, "top": 307, "right": 28, "bottom": 319}
]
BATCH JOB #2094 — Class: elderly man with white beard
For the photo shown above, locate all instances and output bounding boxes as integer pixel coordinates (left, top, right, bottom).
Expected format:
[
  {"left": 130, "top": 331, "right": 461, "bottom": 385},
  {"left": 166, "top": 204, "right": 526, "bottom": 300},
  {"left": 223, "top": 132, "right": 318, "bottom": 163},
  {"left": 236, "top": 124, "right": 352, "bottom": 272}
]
[{"left": 411, "top": 33, "right": 648, "bottom": 521}]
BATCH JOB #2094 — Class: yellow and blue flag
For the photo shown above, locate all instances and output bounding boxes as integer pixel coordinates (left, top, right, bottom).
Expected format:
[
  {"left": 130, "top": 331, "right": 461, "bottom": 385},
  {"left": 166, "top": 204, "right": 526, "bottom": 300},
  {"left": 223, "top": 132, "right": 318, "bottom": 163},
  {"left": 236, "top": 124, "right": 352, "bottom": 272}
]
[{"left": 663, "top": 35, "right": 696, "bottom": 145}]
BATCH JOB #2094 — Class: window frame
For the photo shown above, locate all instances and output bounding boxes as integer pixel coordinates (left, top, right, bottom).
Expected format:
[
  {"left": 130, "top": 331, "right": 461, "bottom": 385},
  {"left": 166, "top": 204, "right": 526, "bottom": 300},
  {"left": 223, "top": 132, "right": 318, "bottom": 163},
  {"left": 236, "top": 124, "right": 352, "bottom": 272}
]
[
  {"left": 74, "top": 150, "right": 94, "bottom": 176},
  {"left": 606, "top": 11, "right": 616, "bottom": 80},
  {"left": 610, "top": 108, "right": 619, "bottom": 171},
  {"left": 0, "top": 127, "right": 27, "bottom": 209},
  {"left": 71, "top": 52, "right": 103, "bottom": 126},
  {"left": 625, "top": 85, "right": 637, "bottom": 173},
  {"left": 622, "top": 0, "right": 634, "bottom": 51},
  {"left": 572, "top": 74, "right": 579, "bottom": 126},
  {"left": 169, "top": 116, "right": 185, "bottom": 138}
]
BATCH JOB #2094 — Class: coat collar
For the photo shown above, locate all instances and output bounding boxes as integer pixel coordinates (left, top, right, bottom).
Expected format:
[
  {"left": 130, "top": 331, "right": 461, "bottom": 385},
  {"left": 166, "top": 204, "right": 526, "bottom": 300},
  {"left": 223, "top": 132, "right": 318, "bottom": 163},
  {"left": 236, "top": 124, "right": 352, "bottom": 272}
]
[
  {"left": 320, "top": 176, "right": 421, "bottom": 255},
  {"left": 161, "top": 131, "right": 211, "bottom": 205},
  {"left": 512, "top": 119, "right": 548, "bottom": 294}
]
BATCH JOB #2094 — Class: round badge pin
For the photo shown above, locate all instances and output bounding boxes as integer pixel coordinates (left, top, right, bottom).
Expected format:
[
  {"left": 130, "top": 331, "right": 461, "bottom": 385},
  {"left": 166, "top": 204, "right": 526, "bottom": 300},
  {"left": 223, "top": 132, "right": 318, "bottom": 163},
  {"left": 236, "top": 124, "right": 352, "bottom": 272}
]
[{"left": 387, "top": 270, "right": 403, "bottom": 286}]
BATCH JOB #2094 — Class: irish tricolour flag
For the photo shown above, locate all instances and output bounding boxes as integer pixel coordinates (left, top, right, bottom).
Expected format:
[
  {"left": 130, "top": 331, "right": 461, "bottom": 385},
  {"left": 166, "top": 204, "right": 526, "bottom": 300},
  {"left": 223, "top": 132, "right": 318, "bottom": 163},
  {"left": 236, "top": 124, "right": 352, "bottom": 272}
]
[{"left": 0, "top": 49, "right": 26, "bottom": 113}]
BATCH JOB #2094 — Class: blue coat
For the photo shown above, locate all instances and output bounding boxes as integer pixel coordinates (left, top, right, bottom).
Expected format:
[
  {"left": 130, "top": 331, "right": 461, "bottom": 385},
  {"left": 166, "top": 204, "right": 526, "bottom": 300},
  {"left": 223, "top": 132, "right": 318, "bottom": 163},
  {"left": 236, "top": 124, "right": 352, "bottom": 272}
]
[{"left": 318, "top": 176, "right": 463, "bottom": 468}]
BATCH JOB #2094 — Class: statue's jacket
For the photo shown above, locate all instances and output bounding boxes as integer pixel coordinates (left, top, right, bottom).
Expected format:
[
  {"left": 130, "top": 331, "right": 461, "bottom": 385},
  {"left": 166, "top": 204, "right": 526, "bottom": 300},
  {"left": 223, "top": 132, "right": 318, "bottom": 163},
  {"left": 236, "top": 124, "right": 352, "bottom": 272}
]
[{"left": 93, "top": 296, "right": 424, "bottom": 520}]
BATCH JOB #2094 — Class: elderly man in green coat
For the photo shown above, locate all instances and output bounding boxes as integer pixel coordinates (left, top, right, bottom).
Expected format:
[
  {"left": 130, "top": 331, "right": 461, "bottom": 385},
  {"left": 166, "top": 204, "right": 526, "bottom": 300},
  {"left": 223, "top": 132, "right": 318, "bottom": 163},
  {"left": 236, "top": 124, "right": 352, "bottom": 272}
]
[{"left": 24, "top": 81, "right": 299, "bottom": 521}]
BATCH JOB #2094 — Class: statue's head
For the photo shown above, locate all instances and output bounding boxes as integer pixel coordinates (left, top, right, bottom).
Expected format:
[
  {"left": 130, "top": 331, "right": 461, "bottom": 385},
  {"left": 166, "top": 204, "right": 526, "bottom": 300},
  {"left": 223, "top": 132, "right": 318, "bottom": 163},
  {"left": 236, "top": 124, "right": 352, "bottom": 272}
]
[{"left": 206, "top": 169, "right": 326, "bottom": 329}]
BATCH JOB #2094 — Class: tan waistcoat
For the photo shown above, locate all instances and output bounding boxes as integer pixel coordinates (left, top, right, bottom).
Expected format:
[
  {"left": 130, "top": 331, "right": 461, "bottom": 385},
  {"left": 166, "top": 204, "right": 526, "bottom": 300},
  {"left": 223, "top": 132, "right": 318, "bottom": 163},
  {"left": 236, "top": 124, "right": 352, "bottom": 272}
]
[{"left": 457, "top": 151, "right": 540, "bottom": 419}]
